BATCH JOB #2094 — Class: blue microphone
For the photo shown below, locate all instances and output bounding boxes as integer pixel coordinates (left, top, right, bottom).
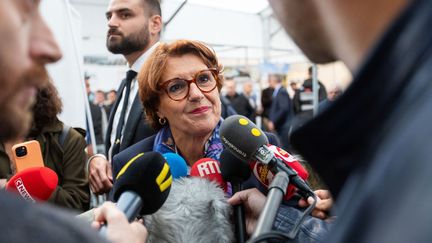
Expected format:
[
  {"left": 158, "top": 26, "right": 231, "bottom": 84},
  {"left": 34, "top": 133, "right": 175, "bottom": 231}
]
[{"left": 163, "top": 153, "right": 188, "bottom": 179}]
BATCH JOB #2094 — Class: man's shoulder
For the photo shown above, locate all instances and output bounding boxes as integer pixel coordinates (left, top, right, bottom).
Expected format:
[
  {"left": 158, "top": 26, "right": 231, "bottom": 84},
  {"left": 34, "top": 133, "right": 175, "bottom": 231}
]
[
  {"left": 115, "top": 135, "right": 155, "bottom": 160},
  {"left": 113, "top": 135, "right": 156, "bottom": 177},
  {"left": 0, "top": 192, "right": 106, "bottom": 243}
]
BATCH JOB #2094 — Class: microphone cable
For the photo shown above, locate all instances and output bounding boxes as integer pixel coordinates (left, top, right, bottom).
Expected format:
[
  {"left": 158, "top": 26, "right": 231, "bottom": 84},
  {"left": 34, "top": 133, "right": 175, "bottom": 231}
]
[{"left": 248, "top": 193, "right": 318, "bottom": 243}]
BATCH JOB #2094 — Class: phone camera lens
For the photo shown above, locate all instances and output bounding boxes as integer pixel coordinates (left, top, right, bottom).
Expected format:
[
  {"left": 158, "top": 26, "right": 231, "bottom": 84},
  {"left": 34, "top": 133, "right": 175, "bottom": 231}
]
[{"left": 15, "top": 146, "right": 27, "bottom": 157}]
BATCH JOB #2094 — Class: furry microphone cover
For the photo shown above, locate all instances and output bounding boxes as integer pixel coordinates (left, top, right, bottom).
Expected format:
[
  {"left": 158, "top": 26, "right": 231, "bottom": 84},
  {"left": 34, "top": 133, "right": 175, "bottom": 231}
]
[{"left": 145, "top": 177, "right": 235, "bottom": 243}]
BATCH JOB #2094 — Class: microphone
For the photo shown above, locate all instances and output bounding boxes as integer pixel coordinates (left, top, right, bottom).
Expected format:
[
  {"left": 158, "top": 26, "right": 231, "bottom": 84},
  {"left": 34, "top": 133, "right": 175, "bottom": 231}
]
[
  {"left": 6, "top": 167, "right": 58, "bottom": 202},
  {"left": 145, "top": 177, "right": 234, "bottom": 243},
  {"left": 220, "top": 150, "right": 251, "bottom": 184},
  {"left": 163, "top": 153, "right": 188, "bottom": 179},
  {"left": 220, "top": 149, "right": 250, "bottom": 243},
  {"left": 190, "top": 158, "right": 227, "bottom": 192},
  {"left": 250, "top": 144, "right": 309, "bottom": 200},
  {"left": 100, "top": 152, "right": 172, "bottom": 236},
  {"left": 220, "top": 115, "right": 269, "bottom": 162},
  {"left": 220, "top": 115, "right": 313, "bottom": 196}
]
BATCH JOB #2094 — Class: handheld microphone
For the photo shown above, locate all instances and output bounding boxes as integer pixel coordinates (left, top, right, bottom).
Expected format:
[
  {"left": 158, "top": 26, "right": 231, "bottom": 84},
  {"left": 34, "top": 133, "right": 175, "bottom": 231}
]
[
  {"left": 145, "top": 177, "right": 234, "bottom": 243},
  {"left": 220, "top": 149, "right": 250, "bottom": 243},
  {"left": 220, "top": 150, "right": 251, "bottom": 184},
  {"left": 220, "top": 115, "right": 269, "bottom": 162},
  {"left": 6, "top": 167, "right": 58, "bottom": 202},
  {"left": 100, "top": 152, "right": 172, "bottom": 236},
  {"left": 190, "top": 158, "right": 227, "bottom": 192},
  {"left": 220, "top": 115, "right": 313, "bottom": 196},
  {"left": 251, "top": 145, "right": 309, "bottom": 200},
  {"left": 163, "top": 153, "right": 188, "bottom": 179}
]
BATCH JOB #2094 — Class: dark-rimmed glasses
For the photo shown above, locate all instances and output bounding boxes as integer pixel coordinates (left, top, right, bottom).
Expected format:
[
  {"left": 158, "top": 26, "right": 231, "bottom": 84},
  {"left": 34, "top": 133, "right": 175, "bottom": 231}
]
[{"left": 159, "top": 68, "right": 219, "bottom": 101}]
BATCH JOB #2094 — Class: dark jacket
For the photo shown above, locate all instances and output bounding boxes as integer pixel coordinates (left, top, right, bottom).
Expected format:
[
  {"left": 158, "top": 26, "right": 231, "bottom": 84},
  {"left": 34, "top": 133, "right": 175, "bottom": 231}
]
[
  {"left": 261, "top": 87, "right": 274, "bottom": 119},
  {"left": 105, "top": 80, "right": 156, "bottom": 159},
  {"left": 291, "top": 0, "right": 432, "bottom": 242},
  {"left": 89, "top": 102, "right": 104, "bottom": 145},
  {"left": 220, "top": 95, "right": 237, "bottom": 119},
  {"left": 0, "top": 120, "right": 90, "bottom": 212},
  {"left": 225, "top": 93, "right": 255, "bottom": 121},
  {"left": 269, "top": 87, "right": 293, "bottom": 131}
]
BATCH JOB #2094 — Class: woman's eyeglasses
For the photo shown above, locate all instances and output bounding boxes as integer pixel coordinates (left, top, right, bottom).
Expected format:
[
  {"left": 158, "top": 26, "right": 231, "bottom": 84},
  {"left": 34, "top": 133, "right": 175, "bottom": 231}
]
[{"left": 159, "top": 68, "right": 219, "bottom": 101}]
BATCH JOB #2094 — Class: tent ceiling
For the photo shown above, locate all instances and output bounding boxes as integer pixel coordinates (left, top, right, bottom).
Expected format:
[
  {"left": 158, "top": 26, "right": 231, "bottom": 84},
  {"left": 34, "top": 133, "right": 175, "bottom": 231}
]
[
  {"left": 70, "top": 0, "right": 307, "bottom": 64},
  {"left": 171, "top": 0, "right": 269, "bottom": 14}
]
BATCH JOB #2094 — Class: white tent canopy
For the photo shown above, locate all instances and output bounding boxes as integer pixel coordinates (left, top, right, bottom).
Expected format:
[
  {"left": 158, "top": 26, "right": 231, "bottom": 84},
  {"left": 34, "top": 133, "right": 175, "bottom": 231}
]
[
  {"left": 43, "top": 0, "right": 312, "bottom": 130},
  {"left": 71, "top": 0, "right": 304, "bottom": 61},
  {"left": 71, "top": 0, "right": 306, "bottom": 87}
]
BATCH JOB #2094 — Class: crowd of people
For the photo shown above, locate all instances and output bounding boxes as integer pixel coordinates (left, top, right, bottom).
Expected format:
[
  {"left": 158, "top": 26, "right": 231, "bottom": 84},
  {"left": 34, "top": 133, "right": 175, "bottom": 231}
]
[{"left": 1, "top": 0, "right": 432, "bottom": 242}]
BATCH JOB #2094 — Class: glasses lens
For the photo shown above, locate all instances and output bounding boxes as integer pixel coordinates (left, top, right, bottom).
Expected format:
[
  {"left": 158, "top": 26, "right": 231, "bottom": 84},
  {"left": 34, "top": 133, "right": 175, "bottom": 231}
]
[
  {"left": 166, "top": 79, "right": 188, "bottom": 100},
  {"left": 196, "top": 70, "right": 216, "bottom": 91}
]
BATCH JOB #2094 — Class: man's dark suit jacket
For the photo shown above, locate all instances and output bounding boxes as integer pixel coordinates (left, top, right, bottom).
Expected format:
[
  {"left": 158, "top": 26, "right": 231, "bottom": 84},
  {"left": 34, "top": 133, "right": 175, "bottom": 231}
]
[
  {"left": 269, "top": 87, "right": 292, "bottom": 132},
  {"left": 104, "top": 79, "right": 155, "bottom": 158}
]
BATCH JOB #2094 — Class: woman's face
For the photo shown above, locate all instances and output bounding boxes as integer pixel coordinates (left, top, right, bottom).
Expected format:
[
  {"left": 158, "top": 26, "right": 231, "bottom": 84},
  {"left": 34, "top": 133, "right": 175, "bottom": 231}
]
[{"left": 157, "top": 54, "right": 221, "bottom": 138}]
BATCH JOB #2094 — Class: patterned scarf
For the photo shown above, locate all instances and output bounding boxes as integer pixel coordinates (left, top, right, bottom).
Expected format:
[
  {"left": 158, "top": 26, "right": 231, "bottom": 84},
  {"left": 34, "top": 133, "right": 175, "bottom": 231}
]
[{"left": 153, "top": 119, "right": 224, "bottom": 161}]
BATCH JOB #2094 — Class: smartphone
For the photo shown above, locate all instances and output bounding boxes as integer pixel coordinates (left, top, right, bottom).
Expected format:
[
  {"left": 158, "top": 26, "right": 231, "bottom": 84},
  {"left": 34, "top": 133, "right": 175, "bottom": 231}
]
[{"left": 12, "top": 140, "right": 45, "bottom": 173}]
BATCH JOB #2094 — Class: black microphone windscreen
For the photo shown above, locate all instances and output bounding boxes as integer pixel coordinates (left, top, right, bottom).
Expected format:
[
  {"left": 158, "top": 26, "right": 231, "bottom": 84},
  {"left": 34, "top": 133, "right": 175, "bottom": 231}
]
[
  {"left": 113, "top": 151, "right": 172, "bottom": 215},
  {"left": 220, "top": 115, "right": 268, "bottom": 162},
  {"left": 220, "top": 149, "right": 251, "bottom": 183}
]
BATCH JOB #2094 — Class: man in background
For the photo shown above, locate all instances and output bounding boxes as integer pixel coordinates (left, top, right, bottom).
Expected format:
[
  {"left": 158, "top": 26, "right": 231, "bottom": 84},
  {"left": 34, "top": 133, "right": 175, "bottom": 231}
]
[
  {"left": 91, "top": 90, "right": 109, "bottom": 154},
  {"left": 260, "top": 78, "right": 275, "bottom": 131},
  {"left": 268, "top": 74, "right": 293, "bottom": 150},
  {"left": 242, "top": 81, "right": 258, "bottom": 123},
  {"left": 293, "top": 66, "right": 327, "bottom": 115},
  {"left": 224, "top": 78, "right": 255, "bottom": 122},
  {"left": 88, "top": 0, "right": 162, "bottom": 196},
  {"left": 106, "top": 89, "right": 117, "bottom": 115}
]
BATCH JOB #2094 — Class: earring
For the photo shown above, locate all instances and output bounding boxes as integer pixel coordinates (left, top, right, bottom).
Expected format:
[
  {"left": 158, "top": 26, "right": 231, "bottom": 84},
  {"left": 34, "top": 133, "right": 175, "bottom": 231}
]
[{"left": 158, "top": 117, "right": 167, "bottom": 125}]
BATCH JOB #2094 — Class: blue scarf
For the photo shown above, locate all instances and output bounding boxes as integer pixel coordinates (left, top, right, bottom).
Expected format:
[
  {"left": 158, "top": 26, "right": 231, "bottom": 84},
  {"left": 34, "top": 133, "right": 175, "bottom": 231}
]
[{"left": 153, "top": 119, "right": 224, "bottom": 161}]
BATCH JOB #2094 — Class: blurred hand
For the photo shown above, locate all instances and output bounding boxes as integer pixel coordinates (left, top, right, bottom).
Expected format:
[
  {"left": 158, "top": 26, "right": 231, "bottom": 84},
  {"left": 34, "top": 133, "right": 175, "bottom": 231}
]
[
  {"left": 0, "top": 179, "right": 7, "bottom": 189},
  {"left": 89, "top": 156, "right": 113, "bottom": 194},
  {"left": 92, "top": 202, "right": 147, "bottom": 243},
  {"left": 228, "top": 188, "right": 266, "bottom": 235},
  {"left": 298, "top": 189, "right": 333, "bottom": 219},
  {"left": 267, "top": 121, "right": 275, "bottom": 132}
]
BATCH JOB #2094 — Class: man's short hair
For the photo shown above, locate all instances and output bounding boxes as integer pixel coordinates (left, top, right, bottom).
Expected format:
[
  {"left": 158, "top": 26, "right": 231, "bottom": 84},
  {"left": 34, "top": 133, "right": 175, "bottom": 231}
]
[
  {"left": 270, "top": 74, "right": 283, "bottom": 83},
  {"left": 143, "top": 0, "right": 161, "bottom": 17}
]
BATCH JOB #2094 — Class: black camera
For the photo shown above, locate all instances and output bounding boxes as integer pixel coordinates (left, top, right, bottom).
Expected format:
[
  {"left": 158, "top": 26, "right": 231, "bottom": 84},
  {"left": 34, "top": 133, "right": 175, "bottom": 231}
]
[{"left": 15, "top": 146, "right": 27, "bottom": 157}]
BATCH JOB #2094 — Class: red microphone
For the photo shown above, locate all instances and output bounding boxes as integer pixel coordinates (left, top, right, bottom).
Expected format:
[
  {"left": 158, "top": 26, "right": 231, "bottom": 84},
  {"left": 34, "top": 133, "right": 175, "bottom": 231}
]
[
  {"left": 6, "top": 167, "right": 58, "bottom": 202},
  {"left": 250, "top": 145, "right": 309, "bottom": 200},
  {"left": 190, "top": 158, "right": 227, "bottom": 192}
]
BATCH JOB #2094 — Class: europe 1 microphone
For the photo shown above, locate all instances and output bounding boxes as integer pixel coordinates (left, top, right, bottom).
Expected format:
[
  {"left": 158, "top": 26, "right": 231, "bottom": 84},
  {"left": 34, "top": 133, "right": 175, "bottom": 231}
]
[{"left": 220, "top": 115, "right": 313, "bottom": 196}]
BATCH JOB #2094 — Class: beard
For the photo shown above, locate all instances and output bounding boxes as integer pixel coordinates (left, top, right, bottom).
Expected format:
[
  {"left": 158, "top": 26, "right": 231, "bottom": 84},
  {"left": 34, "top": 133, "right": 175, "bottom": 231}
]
[
  {"left": 106, "top": 24, "right": 150, "bottom": 55},
  {"left": 0, "top": 65, "right": 48, "bottom": 141}
]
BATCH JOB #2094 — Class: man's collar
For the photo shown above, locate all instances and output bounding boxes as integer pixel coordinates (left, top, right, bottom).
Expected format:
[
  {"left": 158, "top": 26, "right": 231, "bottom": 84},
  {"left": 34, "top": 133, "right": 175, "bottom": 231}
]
[{"left": 129, "top": 42, "right": 160, "bottom": 72}]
